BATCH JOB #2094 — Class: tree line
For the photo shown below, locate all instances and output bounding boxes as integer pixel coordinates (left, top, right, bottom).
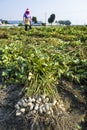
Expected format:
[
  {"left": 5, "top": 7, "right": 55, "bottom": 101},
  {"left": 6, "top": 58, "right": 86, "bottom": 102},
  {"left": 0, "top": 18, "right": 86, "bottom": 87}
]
[{"left": 32, "top": 14, "right": 71, "bottom": 26}]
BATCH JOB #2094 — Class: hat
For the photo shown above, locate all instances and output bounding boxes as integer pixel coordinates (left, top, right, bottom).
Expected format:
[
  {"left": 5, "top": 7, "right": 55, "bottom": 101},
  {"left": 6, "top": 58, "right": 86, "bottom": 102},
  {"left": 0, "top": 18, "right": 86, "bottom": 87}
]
[{"left": 25, "top": 8, "right": 30, "bottom": 14}]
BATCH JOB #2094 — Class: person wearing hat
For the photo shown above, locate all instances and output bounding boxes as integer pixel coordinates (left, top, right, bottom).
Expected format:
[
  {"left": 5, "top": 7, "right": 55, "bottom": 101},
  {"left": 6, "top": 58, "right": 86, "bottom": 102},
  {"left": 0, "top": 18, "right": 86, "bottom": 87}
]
[{"left": 23, "top": 8, "right": 31, "bottom": 31}]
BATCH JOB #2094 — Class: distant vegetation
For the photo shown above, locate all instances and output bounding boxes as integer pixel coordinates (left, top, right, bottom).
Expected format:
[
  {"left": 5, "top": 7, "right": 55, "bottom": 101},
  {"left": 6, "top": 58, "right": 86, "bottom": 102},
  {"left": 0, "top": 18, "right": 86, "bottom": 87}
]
[
  {"left": 55, "top": 20, "right": 71, "bottom": 25},
  {"left": 32, "top": 16, "right": 37, "bottom": 23},
  {"left": 48, "top": 14, "right": 55, "bottom": 25}
]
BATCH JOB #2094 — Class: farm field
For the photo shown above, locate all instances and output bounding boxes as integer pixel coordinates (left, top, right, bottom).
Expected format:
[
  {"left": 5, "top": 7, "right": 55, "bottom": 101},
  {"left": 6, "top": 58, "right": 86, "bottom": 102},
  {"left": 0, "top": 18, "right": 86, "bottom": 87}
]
[{"left": 0, "top": 26, "right": 87, "bottom": 130}]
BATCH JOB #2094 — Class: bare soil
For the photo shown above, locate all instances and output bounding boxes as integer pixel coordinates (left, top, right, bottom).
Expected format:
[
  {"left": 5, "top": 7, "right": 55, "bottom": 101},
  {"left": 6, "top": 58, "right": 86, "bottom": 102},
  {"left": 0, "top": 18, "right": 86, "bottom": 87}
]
[{"left": 0, "top": 79, "right": 87, "bottom": 130}]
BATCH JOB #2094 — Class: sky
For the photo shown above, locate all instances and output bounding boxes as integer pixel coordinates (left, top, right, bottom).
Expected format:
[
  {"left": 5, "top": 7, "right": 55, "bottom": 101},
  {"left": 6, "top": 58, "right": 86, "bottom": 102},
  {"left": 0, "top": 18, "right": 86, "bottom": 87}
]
[{"left": 0, "top": 0, "right": 87, "bottom": 25}]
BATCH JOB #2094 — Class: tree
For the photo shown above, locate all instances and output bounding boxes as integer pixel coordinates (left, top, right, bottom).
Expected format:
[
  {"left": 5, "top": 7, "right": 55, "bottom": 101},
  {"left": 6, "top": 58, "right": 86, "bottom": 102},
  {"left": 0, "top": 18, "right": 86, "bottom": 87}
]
[
  {"left": 32, "top": 16, "right": 37, "bottom": 23},
  {"left": 65, "top": 20, "right": 71, "bottom": 25},
  {"left": 58, "top": 20, "right": 65, "bottom": 25},
  {"left": 48, "top": 14, "right": 55, "bottom": 25},
  {"left": 58, "top": 20, "right": 71, "bottom": 25}
]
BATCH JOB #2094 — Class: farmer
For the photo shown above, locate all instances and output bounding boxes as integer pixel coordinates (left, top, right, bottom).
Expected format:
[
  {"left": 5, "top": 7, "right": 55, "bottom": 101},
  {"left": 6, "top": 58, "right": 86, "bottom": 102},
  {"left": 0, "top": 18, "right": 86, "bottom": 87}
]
[{"left": 23, "top": 8, "right": 31, "bottom": 31}]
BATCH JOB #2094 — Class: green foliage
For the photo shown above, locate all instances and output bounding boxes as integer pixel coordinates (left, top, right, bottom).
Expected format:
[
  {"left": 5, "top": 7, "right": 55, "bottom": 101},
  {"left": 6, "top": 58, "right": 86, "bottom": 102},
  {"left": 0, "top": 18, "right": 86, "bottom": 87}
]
[
  {"left": 0, "top": 26, "right": 87, "bottom": 98},
  {"left": 57, "top": 20, "right": 71, "bottom": 25},
  {"left": 32, "top": 16, "right": 37, "bottom": 23},
  {"left": 48, "top": 14, "right": 55, "bottom": 25}
]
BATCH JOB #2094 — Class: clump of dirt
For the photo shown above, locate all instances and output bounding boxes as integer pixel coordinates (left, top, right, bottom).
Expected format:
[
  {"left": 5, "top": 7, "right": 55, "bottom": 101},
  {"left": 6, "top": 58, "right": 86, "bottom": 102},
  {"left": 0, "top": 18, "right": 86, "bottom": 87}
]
[{"left": 0, "top": 80, "right": 87, "bottom": 130}]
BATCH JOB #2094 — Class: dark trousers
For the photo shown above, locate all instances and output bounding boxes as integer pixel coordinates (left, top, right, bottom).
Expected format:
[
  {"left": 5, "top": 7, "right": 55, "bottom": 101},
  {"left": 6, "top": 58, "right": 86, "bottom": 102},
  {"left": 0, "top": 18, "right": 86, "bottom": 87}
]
[{"left": 25, "top": 24, "right": 31, "bottom": 31}]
